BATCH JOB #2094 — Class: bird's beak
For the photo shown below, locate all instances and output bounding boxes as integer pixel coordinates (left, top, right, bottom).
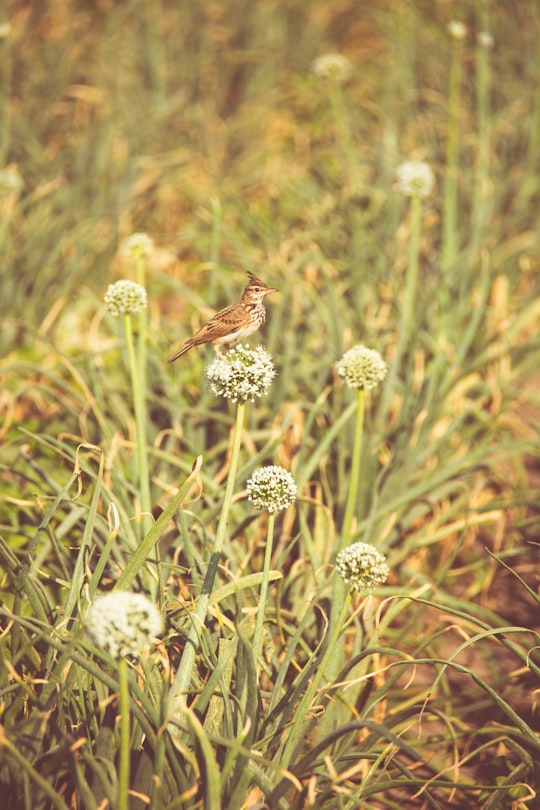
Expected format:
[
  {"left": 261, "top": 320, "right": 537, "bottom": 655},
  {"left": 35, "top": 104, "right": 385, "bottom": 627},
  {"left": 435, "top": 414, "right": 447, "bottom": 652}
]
[{"left": 264, "top": 286, "right": 278, "bottom": 295}]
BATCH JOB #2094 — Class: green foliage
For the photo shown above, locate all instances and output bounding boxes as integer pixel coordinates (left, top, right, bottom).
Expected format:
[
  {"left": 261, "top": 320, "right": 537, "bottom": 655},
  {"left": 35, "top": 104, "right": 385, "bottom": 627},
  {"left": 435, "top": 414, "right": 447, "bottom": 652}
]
[{"left": 2, "top": 1, "right": 540, "bottom": 809}]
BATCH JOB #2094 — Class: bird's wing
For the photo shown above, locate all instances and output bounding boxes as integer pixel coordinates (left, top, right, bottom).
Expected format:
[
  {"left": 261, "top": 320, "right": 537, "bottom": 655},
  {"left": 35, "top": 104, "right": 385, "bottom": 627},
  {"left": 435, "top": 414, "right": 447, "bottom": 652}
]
[{"left": 192, "top": 304, "right": 247, "bottom": 341}]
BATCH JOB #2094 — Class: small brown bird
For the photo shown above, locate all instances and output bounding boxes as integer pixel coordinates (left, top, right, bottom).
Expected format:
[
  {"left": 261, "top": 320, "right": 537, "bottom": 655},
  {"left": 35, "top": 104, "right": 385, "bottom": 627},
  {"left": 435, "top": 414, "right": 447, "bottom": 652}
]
[{"left": 168, "top": 271, "right": 278, "bottom": 362}]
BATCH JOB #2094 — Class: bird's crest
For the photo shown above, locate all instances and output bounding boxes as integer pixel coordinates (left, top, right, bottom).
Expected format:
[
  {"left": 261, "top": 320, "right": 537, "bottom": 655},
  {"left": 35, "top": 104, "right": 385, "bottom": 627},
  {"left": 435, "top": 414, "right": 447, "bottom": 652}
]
[{"left": 246, "top": 271, "right": 269, "bottom": 288}]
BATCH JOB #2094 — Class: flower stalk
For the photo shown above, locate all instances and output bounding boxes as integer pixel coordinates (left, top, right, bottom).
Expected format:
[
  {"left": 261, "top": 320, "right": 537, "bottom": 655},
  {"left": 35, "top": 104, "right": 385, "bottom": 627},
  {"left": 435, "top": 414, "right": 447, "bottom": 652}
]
[
  {"left": 442, "top": 23, "right": 465, "bottom": 282},
  {"left": 124, "top": 235, "right": 154, "bottom": 435},
  {"left": 317, "top": 540, "right": 389, "bottom": 747},
  {"left": 168, "top": 346, "right": 277, "bottom": 726},
  {"left": 341, "top": 386, "right": 365, "bottom": 544},
  {"left": 104, "top": 279, "right": 153, "bottom": 560},
  {"left": 117, "top": 657, "right": 130, "bottom": 810},
  {"left": 382, "top": 167, "right": 429, "bottom": 415},
  {"left": 312, "top": 53, "right": 361, "bottom": 194},
  {"left": 246, "top": 465, "right": 297, "bottom": 667},
  {"left": 251, "top": 510, "right": 276, "bottom": 668},
  {"left": 85, "top": 591, "right": 162, "bottom": 810},
  {"left": 334, "top": 345, "right": 387, "bottom": 545},
  {"left": 122, "top": 310, "right": 153, "bottom": 543},
  {"left": 319, "top": 346, "right": 387, "bottom": 740}
]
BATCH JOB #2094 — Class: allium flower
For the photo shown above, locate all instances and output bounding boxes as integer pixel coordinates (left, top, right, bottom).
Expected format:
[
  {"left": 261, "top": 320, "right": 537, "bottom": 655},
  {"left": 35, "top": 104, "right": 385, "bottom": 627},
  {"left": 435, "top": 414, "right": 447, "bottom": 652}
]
[
  {"left": 206, "top": 344, "right": 276, "bottom": 403},
  {"left": 104, "top": 280, "right": 148, "bottom": 316},
  {"left": 447, "top": 20, "right": 467, "bottom": 40},
  {"left": 312, "top": 53, "right": 353, "bottom": 85},
  {"left": 477, "top": 31, "right": 494, "bottom": 49},
  {"left": 0, "top": 165, "right": 23, "bottom": 198},
  {"left": 336, "top": 345, "right": 387, "bottom": 391},
  {"left": 335, "top": 541, "right": 389, "bottom": 592},
  {"left": 85, "top": 591, "right": 163, "bottom": 660},
  {"left": 121, "top": 232, "right": 155, "bottom": 259},
  {"left": 247, "top": 466, "right": 297, "bottom": 513},
  {"left": 394, "top": 161, "right": 435, "bottom": 199}
]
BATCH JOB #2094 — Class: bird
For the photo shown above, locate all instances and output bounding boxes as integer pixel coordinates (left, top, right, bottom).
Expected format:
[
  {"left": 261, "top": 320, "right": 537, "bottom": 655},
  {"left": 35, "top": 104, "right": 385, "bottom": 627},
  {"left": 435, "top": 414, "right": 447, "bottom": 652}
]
[{"left": 167, "top": 271, "right": 278, "bottom": 362}]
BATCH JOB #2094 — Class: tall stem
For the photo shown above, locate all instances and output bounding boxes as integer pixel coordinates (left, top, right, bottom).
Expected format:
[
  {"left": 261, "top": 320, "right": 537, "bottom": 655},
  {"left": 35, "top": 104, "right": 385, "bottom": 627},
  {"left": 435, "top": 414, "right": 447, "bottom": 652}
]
[
  {"left": 471, "top": 1, "right": 492, "bottom": 263},
  {"left": 123, "top": 313, "right": 152, "bottom": 543},
  {"left": 341, "top": 388, "right": 365, "bottom": 545},
  {"left": 441, "top": 31, "right": 463, "bottom": 288},
  {"left": 168, "top": 402, "right": 246, "bottom": 716},
  {"left": 381, "top": 192, "right": 422, "bottom": 416},
  {"left": 135, "top": 256, "right": 149, "bottom": 427},
  {"left": 252, "top": 511, "right": 276, "bottom": 668},
  {"left": 0, "top": 24, "right": 12, "bottom": 164},
  {"left": 319, "top": 385, "right": 365, "bottom": 737},
  {"left": 117, "top": 658, "right": 130, "bottom": 810}
]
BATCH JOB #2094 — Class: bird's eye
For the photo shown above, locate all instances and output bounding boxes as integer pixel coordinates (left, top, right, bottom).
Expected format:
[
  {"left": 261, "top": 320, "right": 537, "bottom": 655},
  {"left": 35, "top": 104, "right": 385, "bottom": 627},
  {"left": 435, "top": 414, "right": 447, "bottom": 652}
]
[{"left": 253, "top": 286, "right": 261, "bottom": 292}]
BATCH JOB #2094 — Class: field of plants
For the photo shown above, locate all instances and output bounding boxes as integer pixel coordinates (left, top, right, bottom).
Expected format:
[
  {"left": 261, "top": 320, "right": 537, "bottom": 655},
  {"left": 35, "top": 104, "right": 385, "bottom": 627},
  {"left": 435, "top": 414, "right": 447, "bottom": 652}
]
[{"left": 1, "top": 1, "right": 539, "bottom": 808}]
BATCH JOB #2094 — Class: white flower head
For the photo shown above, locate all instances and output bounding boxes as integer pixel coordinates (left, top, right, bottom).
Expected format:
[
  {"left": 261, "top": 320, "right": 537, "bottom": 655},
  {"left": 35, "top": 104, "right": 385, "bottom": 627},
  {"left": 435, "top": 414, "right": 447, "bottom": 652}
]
[
  {"left": 477, "top": 31, "right": 494, "bottom": 49},
  {"left": 336, "top": 345, "right": 387, "bottom": 391},
  {"left": 336, "top": 541, "right": 389, "bottom": 592},
  {"left": 206, "top": 344, "right": 276, "bottom": 403},
  {"left": 312, "top": 53, "right": 353, "bottom": 85},
  {"left": 85, "top": 591, "right": 163, "bottom": 660},
  {"left": 247, "top": 466, "right": 297, "bottom": 513},
  {"left": 0, "top": 165, "right": 23, "bottom": 198},
  {"left": 104, "top": 280, "right": 148, "bottom": 316},
  {"left": 447, "top": 20, "right": 467, "bottom": 40},
  {"left": 394, "top": 161, "right": 435, "bottom": 199},
  {"left": 121, "top": 232, "right": 155, "bottom": 259}
]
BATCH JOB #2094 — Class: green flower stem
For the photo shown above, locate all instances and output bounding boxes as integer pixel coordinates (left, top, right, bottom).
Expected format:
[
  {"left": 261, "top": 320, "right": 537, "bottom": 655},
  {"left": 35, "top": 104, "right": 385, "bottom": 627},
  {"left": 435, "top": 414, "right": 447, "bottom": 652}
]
[
  {"left": 381, "top": 191, "right": 421, "bottom": 415},
  {"left": 321, "top": 385, "right": 365, "bottom": 728},
  {"left": 401, "top": 192, "right": 422, "bottom": 349},
  {"left": 252, "top": 511, "right": 276, "bottom": 668},
  {"left": 441, "top": 31, "right": 464, "bottom": 279},
  {"left": 472, "top": 5, "right": 492, "bottom": 254},
  {"left": 168, "top": 402, "right": 246, "bottom": 717},
  {"left": 134, "top": 256, "right": 148, "bottom": 418},
  {"left": 329, "top": 84, "right": 363, "bottom": 195},
  {"left": 122, "top": 312, "right": 153, "bottom": 546},
  {"left": 117, "top": 657, "right": 130, "bottom": 810},
  {"left": 0, "top": 27, "right": 12, "bottom": 164},
  {"left": 330, "top": 86, "right": 354, "bottom": 162},
  {"left": 341, "top": 387, "right": 365, "bottom": 545}
]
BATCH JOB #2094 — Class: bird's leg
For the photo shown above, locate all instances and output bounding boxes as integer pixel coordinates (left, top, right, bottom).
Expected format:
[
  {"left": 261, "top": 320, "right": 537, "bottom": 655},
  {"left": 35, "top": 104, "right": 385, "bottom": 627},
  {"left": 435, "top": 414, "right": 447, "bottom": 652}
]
[{"left": 213, "top": 343, "right": 232, "bottom": 363}]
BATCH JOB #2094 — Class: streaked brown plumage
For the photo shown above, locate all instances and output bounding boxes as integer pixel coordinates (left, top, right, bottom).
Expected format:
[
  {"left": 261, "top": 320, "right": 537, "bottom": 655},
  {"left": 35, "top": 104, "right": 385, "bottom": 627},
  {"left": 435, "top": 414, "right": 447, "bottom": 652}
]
[{"left": 168, "top": 272, "right": 278, "bottom": 363}]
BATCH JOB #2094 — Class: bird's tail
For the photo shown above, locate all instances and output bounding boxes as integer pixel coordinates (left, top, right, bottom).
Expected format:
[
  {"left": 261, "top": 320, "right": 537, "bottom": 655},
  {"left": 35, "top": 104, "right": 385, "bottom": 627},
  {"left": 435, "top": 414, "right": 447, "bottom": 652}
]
[{"left": 167, "top": 341, "right": 194, "bottom": 363}]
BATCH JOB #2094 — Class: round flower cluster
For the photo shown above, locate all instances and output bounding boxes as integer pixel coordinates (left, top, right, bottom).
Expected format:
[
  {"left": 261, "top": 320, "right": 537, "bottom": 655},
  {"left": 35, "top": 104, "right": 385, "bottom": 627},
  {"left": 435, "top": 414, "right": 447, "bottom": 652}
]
[
  {"left": 246, "top": 466, "right": 297, "bottom": 513},
  {"left": 121, "top": 232, "right": 155, "bottom": 258},
  {"left": 312, "top": 53, "right": 353, "bottom": 85},
  {"left": 394, "top": 161, "right": 435, "bottom": 199},
  {"left": 85, "top": 591, "right": 163, "bottom": 660},
  {"left": 206, "top": 344, "right": 276, "bottom": 403},
  {"left": 477, "top": 31, "right": 494, "bottom": 49},
  {"left": 447, "top": 20, "right": 467, "bottom": 40},
  {"left": 0, "top": 165, "right": 23, "bottom": 198},
  {"left": 104, "top": 280, "right": 148, "bottom": 316},
  {"left": 336, "top": 345, "right": 387, "bottom": 391},
  {"left": 335, "top": 541, "right": 389, "bottom": 592}
]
